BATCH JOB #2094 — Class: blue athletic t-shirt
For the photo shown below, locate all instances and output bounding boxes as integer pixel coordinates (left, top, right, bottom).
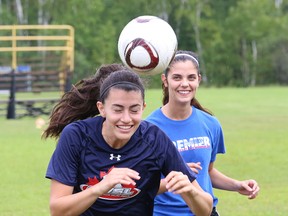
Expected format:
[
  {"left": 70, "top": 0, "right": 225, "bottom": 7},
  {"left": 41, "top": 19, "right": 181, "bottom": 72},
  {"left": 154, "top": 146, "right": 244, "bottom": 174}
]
[
  {"left": 46, "top": 116, "right": 196, "bottom": 216},
  {"left": 146, "top": 106, "right": 225, "bottom": 216}
]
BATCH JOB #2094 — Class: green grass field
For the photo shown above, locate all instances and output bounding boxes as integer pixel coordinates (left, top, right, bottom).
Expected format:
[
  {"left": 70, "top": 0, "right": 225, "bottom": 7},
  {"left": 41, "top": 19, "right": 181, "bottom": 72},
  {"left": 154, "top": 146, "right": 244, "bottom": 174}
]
[{"left": 0, "top": 87, "right": 287, "bottom": 215}]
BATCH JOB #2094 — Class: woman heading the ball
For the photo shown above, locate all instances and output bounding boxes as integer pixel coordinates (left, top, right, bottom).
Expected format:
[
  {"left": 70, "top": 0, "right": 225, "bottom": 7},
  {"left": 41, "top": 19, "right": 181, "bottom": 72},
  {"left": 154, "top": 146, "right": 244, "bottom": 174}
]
[
  {"left": 146, "top": 50, "right": 260, "bottom": 216},
  {"left": 43, "top": 63, "right": 213, "bottom": 216}
]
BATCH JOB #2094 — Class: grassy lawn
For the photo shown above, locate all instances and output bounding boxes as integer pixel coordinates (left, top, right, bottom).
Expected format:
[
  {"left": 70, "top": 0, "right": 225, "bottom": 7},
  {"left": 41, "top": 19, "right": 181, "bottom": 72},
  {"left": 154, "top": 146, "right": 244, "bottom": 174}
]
[
  {"left": 0, "top": 86, "right": 287, "bottom": 215},
  {"left": 196, "top": 87, "right": 288, "bottom": 215}
]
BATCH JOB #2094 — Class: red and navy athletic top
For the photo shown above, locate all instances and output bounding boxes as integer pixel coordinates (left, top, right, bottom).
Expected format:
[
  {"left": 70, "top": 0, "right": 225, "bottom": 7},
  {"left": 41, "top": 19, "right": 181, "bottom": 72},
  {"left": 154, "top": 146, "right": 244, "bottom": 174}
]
[{"left": 46, "top": 116, "right": 196, "bottom": 216}]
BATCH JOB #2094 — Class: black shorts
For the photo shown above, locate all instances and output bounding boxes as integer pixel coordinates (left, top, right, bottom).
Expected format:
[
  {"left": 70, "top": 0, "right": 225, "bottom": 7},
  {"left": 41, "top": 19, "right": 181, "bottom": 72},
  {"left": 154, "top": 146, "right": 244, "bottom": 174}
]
[{"left": 211, "top": 207, "right": 220, "bottom": 216}]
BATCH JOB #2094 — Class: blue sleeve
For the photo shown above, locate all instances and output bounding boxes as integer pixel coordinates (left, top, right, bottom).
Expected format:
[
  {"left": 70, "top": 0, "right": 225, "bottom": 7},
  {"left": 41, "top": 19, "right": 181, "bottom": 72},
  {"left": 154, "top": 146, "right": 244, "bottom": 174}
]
[
  {"left": 46, "top": 124, "right": 83, "bottom": 186},
  {"left": 211, "top": 118, "right": 226, "bottom": 163}
]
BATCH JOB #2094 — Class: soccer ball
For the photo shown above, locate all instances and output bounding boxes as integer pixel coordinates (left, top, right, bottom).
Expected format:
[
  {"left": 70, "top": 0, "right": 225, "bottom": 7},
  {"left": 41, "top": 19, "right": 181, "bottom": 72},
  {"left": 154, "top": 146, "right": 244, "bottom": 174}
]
[{"left": 118, "top": 15, "right": 178, "bottom": 76}]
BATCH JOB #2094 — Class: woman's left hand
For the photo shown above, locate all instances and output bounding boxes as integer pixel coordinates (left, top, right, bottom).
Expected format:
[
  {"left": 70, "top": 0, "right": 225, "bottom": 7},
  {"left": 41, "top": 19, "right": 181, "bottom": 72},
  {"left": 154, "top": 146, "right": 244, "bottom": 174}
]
[
  {"left": 237, "top": 179, "right": 260, "bottom": 199},
  {"left": 164, "top": 171, "right": 192, "bottom": 194}
]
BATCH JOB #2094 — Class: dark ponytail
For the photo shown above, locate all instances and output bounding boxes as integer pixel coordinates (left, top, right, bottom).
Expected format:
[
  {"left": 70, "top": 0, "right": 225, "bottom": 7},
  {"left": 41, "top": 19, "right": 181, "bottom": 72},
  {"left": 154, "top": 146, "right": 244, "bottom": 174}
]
[{"left": 42, "top": 63, "right": 126, "bottom": 139}]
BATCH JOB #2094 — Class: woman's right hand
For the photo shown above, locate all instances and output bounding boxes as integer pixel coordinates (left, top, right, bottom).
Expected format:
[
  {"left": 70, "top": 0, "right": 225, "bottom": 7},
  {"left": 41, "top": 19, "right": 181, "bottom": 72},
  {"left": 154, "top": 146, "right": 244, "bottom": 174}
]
[
  {"left": 186, "top": 162, "right": 202, "bottom": 174},
  {"left": 92, "top": 167, "right": 141, "bottom": 195}
]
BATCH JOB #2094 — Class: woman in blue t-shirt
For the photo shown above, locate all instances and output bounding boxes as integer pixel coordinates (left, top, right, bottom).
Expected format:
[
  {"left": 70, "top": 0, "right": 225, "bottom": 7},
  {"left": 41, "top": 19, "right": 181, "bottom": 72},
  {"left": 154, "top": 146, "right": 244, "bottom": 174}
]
[
  {"left": 146, "top": 51, "right": 260, "bottom": 216},
  {"left": 43, "top": 63, "right": 212, "bottom": 216}
]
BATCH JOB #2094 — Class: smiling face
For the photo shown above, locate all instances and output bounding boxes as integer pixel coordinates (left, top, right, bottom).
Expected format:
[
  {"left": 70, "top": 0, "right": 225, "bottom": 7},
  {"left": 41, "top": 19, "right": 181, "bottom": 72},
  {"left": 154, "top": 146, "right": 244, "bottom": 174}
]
[
  {"left": 97, "top": 88, "right": 145, "bottom": 149},
  {"left": 162, "top": 60, "right": 201, "bottom": 106}
]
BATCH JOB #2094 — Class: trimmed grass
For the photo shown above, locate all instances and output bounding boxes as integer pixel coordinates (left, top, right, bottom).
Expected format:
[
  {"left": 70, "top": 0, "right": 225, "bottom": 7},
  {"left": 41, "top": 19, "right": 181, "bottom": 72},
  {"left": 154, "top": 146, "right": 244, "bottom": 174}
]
[
  {"left": 0, "top": 119, "right": 55, "bottom": 215},
  {"left": 196, "top": 87, "right": 288, "bottom": 215},
  {"left": 0, "top": 87, "right": 287, "bottom": 215}
]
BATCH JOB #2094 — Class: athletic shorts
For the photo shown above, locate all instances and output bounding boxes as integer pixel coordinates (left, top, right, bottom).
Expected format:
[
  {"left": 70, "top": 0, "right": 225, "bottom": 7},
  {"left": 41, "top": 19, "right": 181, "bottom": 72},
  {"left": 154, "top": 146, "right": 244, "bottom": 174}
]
[{"left": 211, "top": 207, "right": 220, "bottom": 216}]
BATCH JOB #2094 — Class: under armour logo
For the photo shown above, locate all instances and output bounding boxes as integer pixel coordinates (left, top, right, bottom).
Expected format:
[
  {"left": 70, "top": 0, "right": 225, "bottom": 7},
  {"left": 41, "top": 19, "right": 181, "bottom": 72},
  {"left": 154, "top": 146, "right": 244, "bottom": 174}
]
[{"left": 110, "top": 154, "right": 121, "bottom": 161}]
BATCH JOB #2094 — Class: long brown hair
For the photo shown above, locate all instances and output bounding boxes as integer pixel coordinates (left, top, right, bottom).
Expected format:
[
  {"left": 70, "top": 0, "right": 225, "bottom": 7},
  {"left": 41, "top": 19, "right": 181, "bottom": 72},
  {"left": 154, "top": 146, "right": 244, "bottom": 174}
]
[
  {"left": 162, "top": 50, "right": 213, "bottom": 115},
  {"left": 42, "top": 63, "right": 127, "bottom": 139}
]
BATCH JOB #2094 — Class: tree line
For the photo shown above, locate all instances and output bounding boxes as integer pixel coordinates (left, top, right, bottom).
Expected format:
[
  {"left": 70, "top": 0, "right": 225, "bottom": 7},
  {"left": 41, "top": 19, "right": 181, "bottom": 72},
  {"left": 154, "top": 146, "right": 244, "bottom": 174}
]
[{"left": 0, "top": 0, "right": 287, "bottom": 87}]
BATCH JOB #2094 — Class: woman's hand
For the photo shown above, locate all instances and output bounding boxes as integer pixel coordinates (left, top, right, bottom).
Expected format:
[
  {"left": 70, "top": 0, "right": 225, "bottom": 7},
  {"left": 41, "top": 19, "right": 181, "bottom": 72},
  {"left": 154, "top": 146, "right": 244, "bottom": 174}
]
[
  {"left": 237, "top": 179, "right": 260, "bottom": 199},
  {"left": 164, "top": 171, "right": 192, "bottom": 194},
  {"left": 93, "top": 167, "right": 141, "bottom": 195},
  {"left": 164, "top": 171, "right": 213, "bottom": 216},
  {"left": 187, "top": 162, "right": 202, "bottom": 174}
]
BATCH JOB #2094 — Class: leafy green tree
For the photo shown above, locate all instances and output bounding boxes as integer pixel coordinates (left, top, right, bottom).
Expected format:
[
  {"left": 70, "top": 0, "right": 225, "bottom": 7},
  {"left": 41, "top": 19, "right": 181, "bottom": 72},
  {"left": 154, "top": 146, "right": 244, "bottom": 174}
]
[
  {"left": 0, "top": 0, "right": 287, "bottom": 86},
  {"left": 214, "top": 0, "right": 288, "bottom": 86}
]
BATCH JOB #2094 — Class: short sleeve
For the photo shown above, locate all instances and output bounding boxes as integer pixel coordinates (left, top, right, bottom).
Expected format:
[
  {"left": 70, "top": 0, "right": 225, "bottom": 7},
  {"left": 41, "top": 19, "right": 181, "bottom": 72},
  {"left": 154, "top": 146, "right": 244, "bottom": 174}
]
[
  {"left": 210, "top": 118, "right": 226, "bottom": 163},
  {"left": 46, "top": 124, "right": 83, "bottom": 186}
]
